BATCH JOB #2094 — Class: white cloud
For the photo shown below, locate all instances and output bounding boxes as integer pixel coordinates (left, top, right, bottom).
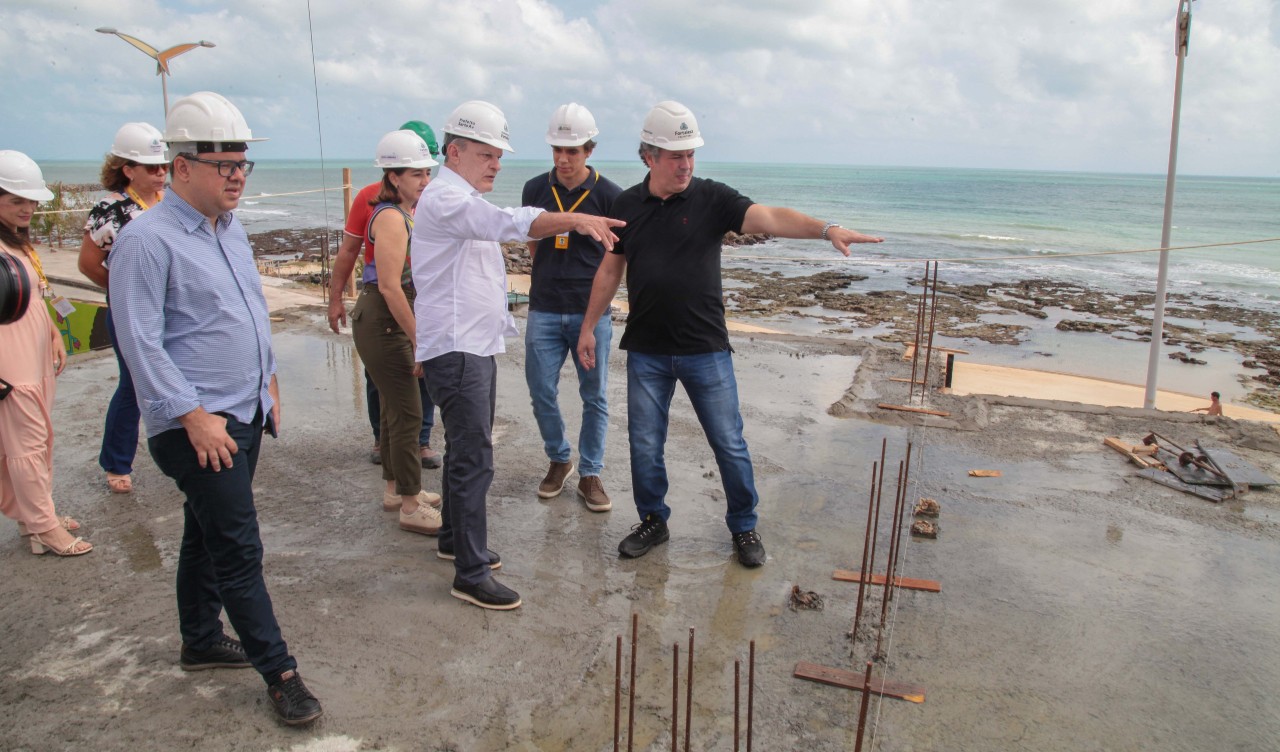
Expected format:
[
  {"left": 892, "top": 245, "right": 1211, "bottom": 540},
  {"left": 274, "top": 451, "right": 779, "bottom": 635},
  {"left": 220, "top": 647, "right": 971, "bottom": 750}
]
[{"left": 0, "top": 0, "right": 1276, "bottom": 176}]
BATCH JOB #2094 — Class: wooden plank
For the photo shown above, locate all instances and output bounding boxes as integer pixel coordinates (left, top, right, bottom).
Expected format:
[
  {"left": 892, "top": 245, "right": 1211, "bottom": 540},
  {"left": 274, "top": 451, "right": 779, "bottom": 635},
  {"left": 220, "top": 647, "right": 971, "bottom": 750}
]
[
  {"left": 877, "top": 403, "right": 951, "bottom": 417},
  {"left": 902, "top": 344, "right": 968, "bottom": 360},
  {"left": 968, "top": 469, "right": 1001, "bottom": 477},
  {"left": 888, "top": 377, "right": 925, "bottom": 384},
  {"left": 794, "top": 662, "right": 926, "bottom": 703},
  {"left": 832, "top": 569, "right": 941, "bottom": 593},
  {"left": 1199, "top": 444, "right": 1277, "bottom": 487},
  {"left": 1136, "top": 468, "right": 1228, "bottom": 502},
  {"left": 1103, "top": 436, "right": 1159, "bottom": 469}
]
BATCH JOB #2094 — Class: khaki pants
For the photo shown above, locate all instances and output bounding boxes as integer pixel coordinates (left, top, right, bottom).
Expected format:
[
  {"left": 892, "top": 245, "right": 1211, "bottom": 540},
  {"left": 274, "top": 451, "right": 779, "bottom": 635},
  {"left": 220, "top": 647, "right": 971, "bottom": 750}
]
[{"left": 351, "top": 287, "right": 422, "bottom": 496}]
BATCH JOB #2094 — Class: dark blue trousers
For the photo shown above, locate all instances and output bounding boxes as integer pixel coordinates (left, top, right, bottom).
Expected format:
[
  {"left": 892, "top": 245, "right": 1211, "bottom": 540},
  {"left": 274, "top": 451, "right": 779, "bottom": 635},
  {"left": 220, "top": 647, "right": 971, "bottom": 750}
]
[
  {"left": 148, "top": 410, "right": 296, "bottom": 684},
  {"left": 99, "top": 305, "right": 141, "bottom": 475}
]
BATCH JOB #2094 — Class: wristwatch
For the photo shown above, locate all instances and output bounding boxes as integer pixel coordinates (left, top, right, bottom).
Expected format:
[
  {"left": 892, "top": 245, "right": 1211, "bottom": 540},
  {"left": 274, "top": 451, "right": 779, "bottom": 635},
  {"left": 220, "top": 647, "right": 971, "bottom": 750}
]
[{"left": 821, "top": 222, "right": 841, "bottom": 240}]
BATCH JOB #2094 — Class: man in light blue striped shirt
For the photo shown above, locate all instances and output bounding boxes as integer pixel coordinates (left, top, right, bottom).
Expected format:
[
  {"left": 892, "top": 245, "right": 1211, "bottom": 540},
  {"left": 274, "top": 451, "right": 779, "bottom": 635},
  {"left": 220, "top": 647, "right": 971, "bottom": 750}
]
[{"left": 108, "top": 91, "right": 322, "bottom": 726}]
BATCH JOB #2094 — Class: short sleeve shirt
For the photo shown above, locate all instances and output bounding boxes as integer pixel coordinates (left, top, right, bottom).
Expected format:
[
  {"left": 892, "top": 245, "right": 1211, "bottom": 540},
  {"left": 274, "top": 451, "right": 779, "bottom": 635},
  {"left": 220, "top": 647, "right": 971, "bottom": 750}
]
[
  {"left": 609, "top": 176, "right": 753, "bottom": 355},
  {"left": 520, "top": 168, "right": 622, "bottom": 313},
  {"left": 85, "top": 192, "right": 146, "bottom": 253}
]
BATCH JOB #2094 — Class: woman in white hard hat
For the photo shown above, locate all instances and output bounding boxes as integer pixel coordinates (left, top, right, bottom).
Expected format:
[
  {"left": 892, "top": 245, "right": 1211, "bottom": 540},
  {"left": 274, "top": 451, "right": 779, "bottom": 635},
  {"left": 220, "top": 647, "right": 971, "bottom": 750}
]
[
  {"left": 0, "top": 150, "right": 92, "bottom": 556},
  {"left": 77, "top": 123, "right": 168, "bottom": 495},
  {"left": 350, "top": 130, "right": 443, "bottom": 535}
]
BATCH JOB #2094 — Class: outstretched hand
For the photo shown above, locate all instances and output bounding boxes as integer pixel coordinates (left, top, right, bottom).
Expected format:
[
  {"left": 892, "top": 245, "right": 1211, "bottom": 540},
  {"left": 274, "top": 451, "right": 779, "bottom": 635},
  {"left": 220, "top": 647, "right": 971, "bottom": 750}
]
[
  {"left": 573, "top": 215, "right": 626, "bottom": 251},
  {"left": 829, "top": 227, "right": 884, "bottom": 256}
]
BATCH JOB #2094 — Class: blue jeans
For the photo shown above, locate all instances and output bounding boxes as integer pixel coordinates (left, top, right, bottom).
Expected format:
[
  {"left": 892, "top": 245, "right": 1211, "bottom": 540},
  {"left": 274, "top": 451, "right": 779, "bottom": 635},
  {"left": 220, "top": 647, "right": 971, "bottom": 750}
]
[
  {"left": 524, "top": 310, "right": 610, "bottom": 477},
  {"left": 365, "top": 369, "right": 434, "bottom": 447},
  {"left": 99, "top": 304, "right": 141, "bottom": 475},
  {"left": 626, "top": 350, "right": 759, "bottom": 534},
  {"left": 148, "top": 409, "right": 296, "bottom": 684}
]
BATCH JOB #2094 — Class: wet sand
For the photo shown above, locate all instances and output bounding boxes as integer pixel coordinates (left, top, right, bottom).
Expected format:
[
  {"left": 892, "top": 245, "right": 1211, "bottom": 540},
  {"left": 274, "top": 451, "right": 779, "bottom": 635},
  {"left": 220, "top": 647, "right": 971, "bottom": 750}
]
[{"left": 3, "top": 280, "right": 1279, "bottom": 749}]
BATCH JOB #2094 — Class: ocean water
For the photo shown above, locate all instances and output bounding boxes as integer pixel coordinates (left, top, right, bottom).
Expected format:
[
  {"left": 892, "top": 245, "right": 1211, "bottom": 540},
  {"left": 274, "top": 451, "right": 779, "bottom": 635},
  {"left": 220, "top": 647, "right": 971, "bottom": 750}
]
[{"left": 38, "top": 159, "right": 1280, "bottom": 397}]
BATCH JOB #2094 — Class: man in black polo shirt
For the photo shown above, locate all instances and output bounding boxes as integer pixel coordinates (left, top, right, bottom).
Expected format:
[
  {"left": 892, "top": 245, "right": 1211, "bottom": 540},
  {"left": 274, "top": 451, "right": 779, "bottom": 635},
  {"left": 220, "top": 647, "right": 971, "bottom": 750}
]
[
  {"left": 576, "top": 100, "right": 883, "bottom": 568},
  {"left": 521, "top": 103, "right": 622, "bottom": 512}
]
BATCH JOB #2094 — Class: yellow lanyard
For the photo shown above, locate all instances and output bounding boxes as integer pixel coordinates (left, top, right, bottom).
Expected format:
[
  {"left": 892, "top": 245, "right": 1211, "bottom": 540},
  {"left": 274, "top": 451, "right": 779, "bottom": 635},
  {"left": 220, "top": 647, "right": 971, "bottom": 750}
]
[
  {"left": 126, "top": 187, "right": 161, "bottom": 211},
  {"left": 550, "top": 169, "right": 596, "bottom": 214},
  {"left": 26, "top": 247, "right": 51, "bottom": 292}
]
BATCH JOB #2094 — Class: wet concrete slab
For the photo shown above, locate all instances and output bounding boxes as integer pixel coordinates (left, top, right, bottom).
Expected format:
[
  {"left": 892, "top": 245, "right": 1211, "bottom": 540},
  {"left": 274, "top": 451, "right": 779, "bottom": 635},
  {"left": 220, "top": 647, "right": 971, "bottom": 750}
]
[{"left": 2, "top": 307, "right": 1279, "bottom": 750}]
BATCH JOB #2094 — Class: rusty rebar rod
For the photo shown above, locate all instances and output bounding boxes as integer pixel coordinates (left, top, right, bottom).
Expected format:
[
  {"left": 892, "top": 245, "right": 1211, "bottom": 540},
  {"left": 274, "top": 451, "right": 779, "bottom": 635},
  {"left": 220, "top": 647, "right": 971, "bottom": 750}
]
[
  {"left": 685, "top": 628, "right": 694, "bottom": 752},
  {"left": 867, "top": 439, "right": 888, "bottom": 588},
  {"left": 747, "top": 640, "right": 756, "bottom": 752},
  {"left": 671, "top": 643, "right": 679, "bottom": 751},
  {"left": 853, "top": 661, "right": 874, "bottom": 752},
  {"left": 920, "top": 262, "right": 940, "bottom": 404},
  {"left": 852, "top": 460, "right": 878, "bottom": 640},
  {"left": 889, "top": 442, "right": 914, "bottom": 604},
  {"left": 907, "top": 261, "right": 930, "bottom": 401},
  {"left": 734, "top": 660, "right": 741, "bottom": 752},
  {"left": 628, "top": 613, "right": 637, "bottom": 752},
  {"left": 881, "top": 460, "right": 906, "bottom": 623},
  {"left": 614, "top": 635, "right": 622, "bottom": 752}
]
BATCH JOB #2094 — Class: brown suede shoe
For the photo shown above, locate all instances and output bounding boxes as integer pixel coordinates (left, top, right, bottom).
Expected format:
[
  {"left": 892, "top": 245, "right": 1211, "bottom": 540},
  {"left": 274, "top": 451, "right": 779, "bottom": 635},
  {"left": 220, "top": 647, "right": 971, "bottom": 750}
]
[
  {"left": 576, "top": 475, "right": 611, "bottom": 512},
  {"left": 537, "top": 461, "right": 575, "bottom": 499}
]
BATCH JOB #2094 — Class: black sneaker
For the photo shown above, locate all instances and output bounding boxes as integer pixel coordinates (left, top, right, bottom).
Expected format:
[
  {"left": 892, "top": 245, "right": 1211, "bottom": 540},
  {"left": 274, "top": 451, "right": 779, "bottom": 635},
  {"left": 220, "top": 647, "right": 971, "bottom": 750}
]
[
  {"left": 732, "top": 529, "right": 766, "bottom": 568},
  {"left": 436, "top": 545, "right": 502, "bottom": 571},
  {"left": 267, "top": 670, "right": 324, "bottom": 726},
  {"left": 180, "top": 636, "right": 252, "bottom": 671},
  {"left": 451, "top": 576, "right": 522, "bottom": 610},
  {"left": 618, "top": 514, "right": 670, "bottom": 558}
]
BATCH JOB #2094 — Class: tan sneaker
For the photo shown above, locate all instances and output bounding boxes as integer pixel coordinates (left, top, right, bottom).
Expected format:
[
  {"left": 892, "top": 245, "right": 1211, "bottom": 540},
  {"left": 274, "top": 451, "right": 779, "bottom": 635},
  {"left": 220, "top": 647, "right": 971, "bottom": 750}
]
[
  {"left": 537, "top": 461, "right": 575, "bottom": 499},
  {"left": 576, "top": 475, "right": 611, "bottom": 512},
  {"left": 399, "top": 494, "right": 443, "bottom": 536},
  {"left": 385, "top": 489, "right": 442, "bottom": 512}
]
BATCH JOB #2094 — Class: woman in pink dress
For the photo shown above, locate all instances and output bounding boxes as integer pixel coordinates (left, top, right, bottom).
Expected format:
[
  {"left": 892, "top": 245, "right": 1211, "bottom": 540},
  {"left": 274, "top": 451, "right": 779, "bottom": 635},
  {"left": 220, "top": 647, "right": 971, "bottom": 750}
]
[{"left": 0, "top": 150, "right": 92, "bottom": 556}]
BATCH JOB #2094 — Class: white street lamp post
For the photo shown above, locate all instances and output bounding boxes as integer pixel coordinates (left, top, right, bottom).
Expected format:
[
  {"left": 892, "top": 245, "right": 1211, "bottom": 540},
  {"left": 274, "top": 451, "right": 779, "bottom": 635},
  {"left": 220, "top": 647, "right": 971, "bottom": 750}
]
[
  {"left": 1143, "top": 0, "right": 1194, "bottom": 410},
  {"left": 95, "top": 28, "right": 216, "bottom": 116}
]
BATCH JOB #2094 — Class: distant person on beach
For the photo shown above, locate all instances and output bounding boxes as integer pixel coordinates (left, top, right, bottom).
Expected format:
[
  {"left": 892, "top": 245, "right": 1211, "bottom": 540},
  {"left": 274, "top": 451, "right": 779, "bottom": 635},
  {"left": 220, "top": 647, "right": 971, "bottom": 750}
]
[
  {"left": 108, "top": 92, "right": 322, "bottom": 726},
  {"left": 1191, "top": 391, "right": 1223, "bottom": 416},
  {"left": 0, "top": 150, "right": 91, "bottom": 557},
  {"left": 520, "top": 103, "right": 622, "bottom": 512},
  {"left": 411, "top": 100, "right": 623, "bottom": 610},
  {"left": 576, "top": 100, "right": 883, "bottom": 568},
  {"left": 349, "top": 129, "right": 443, "bottom": 536},
  {"left": 78, "top": 122, "right": 168, "bottom": 496},
  {"left": 328, "top": 120, "right": 443, "bottom": 469}
]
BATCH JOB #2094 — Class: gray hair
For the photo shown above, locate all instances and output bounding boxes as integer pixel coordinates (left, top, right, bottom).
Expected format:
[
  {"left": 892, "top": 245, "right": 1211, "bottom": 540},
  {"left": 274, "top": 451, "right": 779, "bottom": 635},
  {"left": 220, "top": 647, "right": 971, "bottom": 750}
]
[{"left": 637, "top": 142, "right": 660, "bottom": 166}]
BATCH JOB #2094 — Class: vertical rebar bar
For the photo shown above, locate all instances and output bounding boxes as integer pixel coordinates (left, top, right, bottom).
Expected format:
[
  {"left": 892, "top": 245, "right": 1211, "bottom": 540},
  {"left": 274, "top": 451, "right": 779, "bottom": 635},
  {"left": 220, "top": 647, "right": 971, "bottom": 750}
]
[
  {"left": 685, "top": 628, "right": 694, "bottom": 752},
  {"left": 882, "top": 460, "right": 906, "bottom": 623},
  {"left": 907, "top": 261, "right": 930, "bottom": 401},
  {"left": 867, "top": 439, "right": 888, "bottom": 582},
  {"left": 628, "top": 613, "right": 637, "bottom": 752},
  {"left": 747, "top": 640, "right": 755, "bottom": 752},
  {"left": 671, "top": 643, "right": 679, "bottom": 751},
  {"left": 734, "top": 660, "right": 741, "bottom": 752},
  {"left": 853, "top": 661, "right": 874, "bottom": 752},
  {"left": 852, "top": 460, "right": 877, "bottom": 640},
  {"left": 614, "top": 635, "right": 622, "bottom": 752},
  {"left": 920, "top": 263, "right": 941, "bottom": 403},
  {"left": 891, "top": 442, "right": 914, "bottom": 603}
]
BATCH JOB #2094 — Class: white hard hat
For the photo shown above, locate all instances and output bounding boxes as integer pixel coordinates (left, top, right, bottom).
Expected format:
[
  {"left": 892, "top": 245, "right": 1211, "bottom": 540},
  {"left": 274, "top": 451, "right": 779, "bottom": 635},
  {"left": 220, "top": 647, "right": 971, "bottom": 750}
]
[
  {"left": 163, "top": 91, "right": 266, "bottom": 150},
  {"left": 443, "top": 100, "right": 514, "bottom": 152},
  {"left": 111, "top": 122, "right": 168, "bottom": 164},
  {"left": 640, "top": 100, "right": 704, "bottom": 150},
  {"left": 374, "top": 130, "right": 438, "bottom": 169},
  {"left": 545, "top": 103, "right": 599, "bottom": 147},
  {"left": 0, "top": 150, "right": 54, "bottom": 201}
]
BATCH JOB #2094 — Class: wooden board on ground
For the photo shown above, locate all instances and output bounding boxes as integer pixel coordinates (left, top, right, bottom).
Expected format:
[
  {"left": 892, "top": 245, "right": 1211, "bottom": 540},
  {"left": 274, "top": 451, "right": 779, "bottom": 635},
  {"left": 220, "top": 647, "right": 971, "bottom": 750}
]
[
  {"left": 832, "top": 569, "right": 941, "bottom": 593},
  {"left": 1198, "top": 444, "right": 1278, "bottom": 487},
  {"left": 794, "top": 661, "right": 926, "bottom": 703},
  {"left": 1136, "top": 468, "right": 1229, "bottom": 502},
  {"left": 968, "top": 469, "right": 1001, "bottom": 477},
  {"left": 902, "top": 344, "right": 968, "bottom": 360},
  {"left": 1103, "top": 437, "right": 1162, "bottom": 469},
  {"left": 878, "top": 403, "right": 951, "bottom": 417}
]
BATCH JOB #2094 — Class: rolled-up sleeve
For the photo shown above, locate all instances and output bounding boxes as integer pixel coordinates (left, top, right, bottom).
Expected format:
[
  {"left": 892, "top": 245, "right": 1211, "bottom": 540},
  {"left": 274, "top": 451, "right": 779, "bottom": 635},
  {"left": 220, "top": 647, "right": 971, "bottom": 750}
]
[
  {"left": 430, "top": 187, "right": 542, "bottom": 243},
  {"left": 107, "top": 230, "right": 202, "bottom": 424}
]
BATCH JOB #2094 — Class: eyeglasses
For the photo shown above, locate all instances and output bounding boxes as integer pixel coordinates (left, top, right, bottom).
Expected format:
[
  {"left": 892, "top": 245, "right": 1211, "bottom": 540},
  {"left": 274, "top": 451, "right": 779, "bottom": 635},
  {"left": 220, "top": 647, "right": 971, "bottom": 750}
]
[{"left": 181, "top": 156, "right": 255, "bottom": 178}]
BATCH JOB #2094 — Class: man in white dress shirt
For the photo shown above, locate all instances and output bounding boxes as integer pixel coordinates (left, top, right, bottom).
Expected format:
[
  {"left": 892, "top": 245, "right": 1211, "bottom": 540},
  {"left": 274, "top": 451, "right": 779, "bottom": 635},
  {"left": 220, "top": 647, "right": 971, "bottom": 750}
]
[{"left": 411, "top": 100, "right": 623, "bottom": 610}]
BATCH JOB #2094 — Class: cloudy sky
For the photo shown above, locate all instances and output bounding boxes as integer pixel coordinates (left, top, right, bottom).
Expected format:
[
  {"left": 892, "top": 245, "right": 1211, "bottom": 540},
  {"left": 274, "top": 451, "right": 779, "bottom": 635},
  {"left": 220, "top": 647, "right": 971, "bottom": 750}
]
[{"left": 3, "top": 0, "right": 1278, "bottom": 176}]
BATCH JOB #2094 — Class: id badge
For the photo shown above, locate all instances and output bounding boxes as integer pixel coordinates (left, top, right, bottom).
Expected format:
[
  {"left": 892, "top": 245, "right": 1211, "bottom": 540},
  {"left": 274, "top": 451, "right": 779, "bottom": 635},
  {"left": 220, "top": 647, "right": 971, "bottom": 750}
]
[
  {"left": 51, "top": 295, "right": 76, "bottom": 317},
  {"left": 554, "top": 233, "right": 570, "bottom": 250}
]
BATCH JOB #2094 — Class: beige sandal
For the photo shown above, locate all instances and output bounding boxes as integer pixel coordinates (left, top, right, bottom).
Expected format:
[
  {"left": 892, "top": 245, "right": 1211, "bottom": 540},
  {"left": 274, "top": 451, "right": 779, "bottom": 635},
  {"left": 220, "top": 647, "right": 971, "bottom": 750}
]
[
  {"left": 17, "top": 515, "right": 80, "bottom": 537},
  {"left": 29, "top": 531, "right": 93, "bottom": 556}
]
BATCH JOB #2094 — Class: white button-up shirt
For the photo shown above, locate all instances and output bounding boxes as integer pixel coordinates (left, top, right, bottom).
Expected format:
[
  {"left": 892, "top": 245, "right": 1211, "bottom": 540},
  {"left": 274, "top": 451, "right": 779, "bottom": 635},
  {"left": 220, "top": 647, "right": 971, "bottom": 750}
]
[{"left": 411, "top": 165, "right": 543, "bottom": 362}]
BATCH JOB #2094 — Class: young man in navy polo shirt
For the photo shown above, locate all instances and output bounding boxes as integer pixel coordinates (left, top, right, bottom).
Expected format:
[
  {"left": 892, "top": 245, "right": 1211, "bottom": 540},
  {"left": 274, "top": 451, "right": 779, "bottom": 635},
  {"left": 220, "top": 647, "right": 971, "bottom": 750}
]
[
  {"left": 521, "top": 103, "right": 622, "bottom": 512},
  {"left": 576, "top": 101, "right": 884, "bottom": 568}
]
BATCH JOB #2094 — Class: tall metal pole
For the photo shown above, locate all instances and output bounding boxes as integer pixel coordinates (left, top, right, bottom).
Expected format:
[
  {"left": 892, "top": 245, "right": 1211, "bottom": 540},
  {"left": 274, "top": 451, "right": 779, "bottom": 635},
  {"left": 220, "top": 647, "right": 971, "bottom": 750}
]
[{"left": 1143, "top": 0, "right": 1194, "bottom": 409}]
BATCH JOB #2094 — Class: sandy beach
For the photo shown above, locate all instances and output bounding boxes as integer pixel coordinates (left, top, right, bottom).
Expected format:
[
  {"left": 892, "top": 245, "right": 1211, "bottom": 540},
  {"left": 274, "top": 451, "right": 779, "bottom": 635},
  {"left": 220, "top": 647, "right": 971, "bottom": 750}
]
[{"left": 2, "top": 247, "right": 1278, "bottom": 750}]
